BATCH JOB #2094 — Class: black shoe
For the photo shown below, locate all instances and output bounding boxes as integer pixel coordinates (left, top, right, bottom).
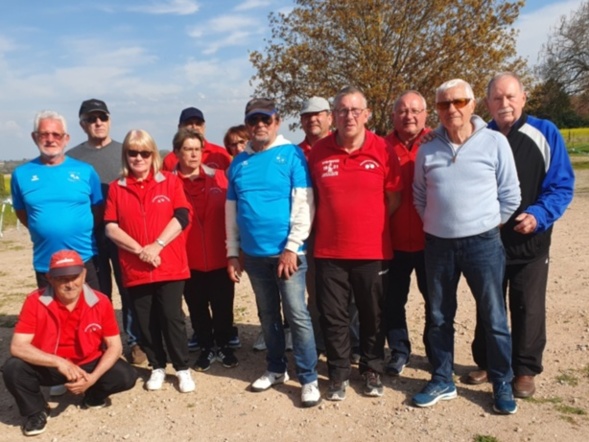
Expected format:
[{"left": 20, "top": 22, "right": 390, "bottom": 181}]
[
  {"left": 22, "top": 409, "right": 49, "bottom": 436},
  {"left": 217, "top": 347, "right": 239, "bottom": 368},
  {"left": 195, "top": 348, "right": 216, "bottom": 371},
  {"left": 385, "top": 352, "right": 409, "bottom": 376},
  {"left": 363, "top": 370, "right": 384, "bottom": 397},
  {"left": 83, "top": 395, "right": 108, "bottom": 409}
]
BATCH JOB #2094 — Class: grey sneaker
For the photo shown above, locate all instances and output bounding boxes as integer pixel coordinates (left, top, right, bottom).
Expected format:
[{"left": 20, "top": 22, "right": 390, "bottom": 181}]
[
  {"left": 363, "top": 371, "right": 384, "bottom": 397},
  {"left": 326, "top": 379, "right": 349, "bottom": 401},
  {"left": 251, "top": 371, "right": 289, "bottom": 392}
]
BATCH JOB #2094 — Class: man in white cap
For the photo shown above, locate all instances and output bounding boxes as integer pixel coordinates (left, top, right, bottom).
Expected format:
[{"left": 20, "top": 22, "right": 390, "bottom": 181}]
[
  {"left": 298, "top": 96, "right": 333, "bottom": 159},
  {"left": 3, "top": 249, "right": 138, "bottom": 437}
]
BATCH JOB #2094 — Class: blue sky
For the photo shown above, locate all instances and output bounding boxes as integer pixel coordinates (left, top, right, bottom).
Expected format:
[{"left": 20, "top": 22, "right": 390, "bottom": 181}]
[{"left": 0, "top": 0, "right": 585, "bottom": 160}]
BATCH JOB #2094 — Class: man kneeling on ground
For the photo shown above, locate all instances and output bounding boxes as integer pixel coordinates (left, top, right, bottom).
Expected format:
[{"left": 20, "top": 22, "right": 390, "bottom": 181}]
[{"left": 3, "top": 249, "right": 138, "bottom": 437}]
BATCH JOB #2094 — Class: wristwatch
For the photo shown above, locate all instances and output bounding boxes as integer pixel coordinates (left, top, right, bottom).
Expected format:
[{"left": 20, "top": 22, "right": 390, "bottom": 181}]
[{"left": 156, "top": 239, "right": 166, "bottom": 247}]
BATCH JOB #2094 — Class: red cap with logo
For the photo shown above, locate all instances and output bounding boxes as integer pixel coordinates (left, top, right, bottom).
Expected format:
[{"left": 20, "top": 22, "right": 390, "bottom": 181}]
[{"left": 48, "top": 250, "right": 85, "bottom": 277}]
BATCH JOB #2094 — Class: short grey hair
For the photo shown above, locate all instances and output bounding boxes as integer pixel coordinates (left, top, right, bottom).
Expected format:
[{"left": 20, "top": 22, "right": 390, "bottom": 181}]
[
  {"left": 436, "top": 79, "right": 475, "bottom": 101},
  {"left": 486, "top": 72, "right": 525, "bottom": 97},
  {"left": 333, "top": 86, "right": 368, "bottom": 109},
  {"left": 33, "top": 110, "right": 68, "bottom": 133},
  {"left": 394, "top": 90, "right": 427, "bottom": 111}
]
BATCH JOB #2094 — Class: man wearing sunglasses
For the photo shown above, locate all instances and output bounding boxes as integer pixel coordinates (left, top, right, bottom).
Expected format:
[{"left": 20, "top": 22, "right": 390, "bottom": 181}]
[
  {"left": 11, "top": 111, "right": 103, "bottom": 293},
  {"left": 68, "top": 99, "right": 146, "bottom": 366},
  {"left": 467, "top": 73, "right": 575, "bottom": 398},
  {"left": 225, "top": 98, "right": 320, "bottom": 408},
  {"left": 412, "top": 79, "right": 521, "bottom": 415}
]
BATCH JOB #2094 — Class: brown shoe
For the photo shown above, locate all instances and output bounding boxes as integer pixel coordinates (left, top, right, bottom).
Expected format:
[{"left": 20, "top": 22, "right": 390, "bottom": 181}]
[
  {"left": 130, "top": 344, "right": 147, "bottom": 365},
  {"left": 513, "top": 375, "right": 536, "bottom": 398},
  {"left": 465, "top": 369, "right": 488, "bottom": 385}
]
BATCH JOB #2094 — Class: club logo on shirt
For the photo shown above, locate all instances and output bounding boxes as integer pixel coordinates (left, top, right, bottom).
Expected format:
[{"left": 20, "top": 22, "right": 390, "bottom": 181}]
[
  {"left": 205, "top": 161, "right": 221, "bottom": 169},
  {"left": 68, "top": 172, "right": 81, "bottom": 182},
  {"left": 360, "top": 160, "right": 380, "bottom": 170},
  {"left": 84, "top": 323, "right": 103, "bottom": 333},
  {"left": 321, "top": 159, "right": 340, "bottom": 178},
  {"left": 152, "top": 195, "right": 171, "bottom": 203},
  {"left": 275, "top": 154, "right": 286, "bottom": 164},
  {"left": 209, "top": 187, "right": 224, "bottom": 195},
  {"left": 31, "top": 175, "right": 39, "bottom": 182}
]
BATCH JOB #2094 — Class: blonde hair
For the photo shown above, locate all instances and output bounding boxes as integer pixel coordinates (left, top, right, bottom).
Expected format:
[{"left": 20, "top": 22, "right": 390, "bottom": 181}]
[{"left": 121, "top": 129, "right": 162, "bottom": 177}]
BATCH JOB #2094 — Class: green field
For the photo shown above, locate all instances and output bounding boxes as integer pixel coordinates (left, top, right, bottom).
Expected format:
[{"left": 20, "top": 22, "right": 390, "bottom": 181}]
[{"left": 562, "top": 127, "right": 589, "bottom": 155}]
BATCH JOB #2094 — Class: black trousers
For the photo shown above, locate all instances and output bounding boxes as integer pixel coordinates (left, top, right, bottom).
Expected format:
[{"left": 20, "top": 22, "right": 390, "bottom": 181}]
[
  {"left": 2, "top": 357, "right": 137, "bottom": 417},
  {"left": 316, "top": 258, "right": 387, "bottom": 382},
  {"left": 385, "top": 250, "right": 431, "bottom": 360},
  {"left": 36, "top": 256, "right": 100, "bottom": 291},
  {"left": 471, "top": 252, "right": 549, "bottom": 376},
  {"left": 128, "top": 280, "right": 189, "bottom": 371},
  {"left": 183, "top": 268, "right": 235, "bottom": 349}
]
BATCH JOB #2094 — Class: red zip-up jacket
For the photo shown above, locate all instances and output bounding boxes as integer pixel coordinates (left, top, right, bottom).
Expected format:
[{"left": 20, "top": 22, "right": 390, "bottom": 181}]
[
  {"left": 385, "top": 129, "right": 430, "bottom": 252},
  {"left": 179, "top": 165, "right": 228, "bottom": 271},
  {"left": 104, "top": 171, "right": 191, "bottom": 287}
]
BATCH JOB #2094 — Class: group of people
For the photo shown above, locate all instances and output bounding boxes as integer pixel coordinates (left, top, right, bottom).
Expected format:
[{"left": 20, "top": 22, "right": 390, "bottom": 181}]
[{"left": 3, "top": 71, "right": 574, "bottom": 436}]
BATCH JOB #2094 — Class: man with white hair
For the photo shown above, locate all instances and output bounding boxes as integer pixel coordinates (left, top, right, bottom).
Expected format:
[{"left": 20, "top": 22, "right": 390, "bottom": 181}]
[{"left": 412, "top": 79, "right": 521, "bottom": 414}]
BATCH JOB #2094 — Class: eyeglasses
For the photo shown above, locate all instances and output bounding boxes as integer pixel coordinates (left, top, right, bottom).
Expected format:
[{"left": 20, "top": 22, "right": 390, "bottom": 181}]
[
  {"left": 84, "top": 114, "right": 109, "bottom": 124},
  {"left": 127, "top": 150, "right": 152, "bottom": 159},
  {"left": 334, "top": 108, "right": 366, "bottom": 118},
  {"left": 245, "top": 115, "right": 274, "bottom": 126},
  {"left": 36, "top": 132, "right": 67, "bottom": 141},
  {"left": 397, "top": 108, "right": 425, "bottom": 116},
  {"left": 435, "top": 98, "right": 472, "bottom": 111}
]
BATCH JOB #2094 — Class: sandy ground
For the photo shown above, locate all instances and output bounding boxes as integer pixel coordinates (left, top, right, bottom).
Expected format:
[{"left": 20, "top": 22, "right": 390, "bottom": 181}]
[{"left": 0, "top": 171, "right": 588, "bottom": 442}]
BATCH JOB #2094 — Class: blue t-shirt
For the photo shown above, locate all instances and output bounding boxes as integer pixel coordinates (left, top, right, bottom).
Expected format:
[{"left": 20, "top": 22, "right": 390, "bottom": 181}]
[
  {"left": 11, "top": 156, "right": 103, "bottom": 272},
  {"left": 227, "top": 143, "right": 311, "bottom": 257}
]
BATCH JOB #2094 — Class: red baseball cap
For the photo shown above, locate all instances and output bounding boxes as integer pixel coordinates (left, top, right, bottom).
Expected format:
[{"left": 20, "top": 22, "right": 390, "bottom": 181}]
[{"left": 48, "top": 250, "right": 85, "bottom": 277}]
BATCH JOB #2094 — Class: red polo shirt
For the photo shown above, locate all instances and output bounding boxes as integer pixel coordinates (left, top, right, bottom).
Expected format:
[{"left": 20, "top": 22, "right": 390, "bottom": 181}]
[
  {"left": 309, "top": 130, "right": 402, "bottom": 259},
  {"left": 384, "top": 128, "right": 430, "bottom": 252}
]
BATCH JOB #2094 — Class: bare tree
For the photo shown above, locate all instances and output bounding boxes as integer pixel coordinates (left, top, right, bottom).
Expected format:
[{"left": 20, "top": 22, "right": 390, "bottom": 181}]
[{"left": 250, "top": 0, "right": 527, "bottom": 135}]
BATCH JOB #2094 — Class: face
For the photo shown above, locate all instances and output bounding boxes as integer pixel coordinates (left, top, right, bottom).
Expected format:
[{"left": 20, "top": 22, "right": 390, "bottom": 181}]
[
  {"left": 49, "top": 270, "right": 86, "bottom": 306},
  {"left": 436, "top": 85, "right": 475, "bottom": 133},
  {"left": 300, "top": 110, "right": 332, "bottom": 140},
  {"left": 245, "top": 114, "right": 280, "bottom": 150},
  {"left": 126, "top": 144, "right": 154, "bottom": 178},
  {"left": 180, "top": 118, "right": 206, "bottom": 136},
  {"left": 486, "top": 75, "right": 526, "bottom": 133},
  {"left": 333, "top": 93, "right": 370, "bottom": 141},
  {"left": 176, "top": 138, "right": 203, "bottom": 172},
  {"left": 32, "top": 118, "right": 69, "bottom": 161},
  {"left": 225, "top": 135, "right": 247, "bottom": 156},
  {"left": 80, "top": 111, "right": 110, "bottom": 141},
  {"left": 392, "top": 93, "right": 427, "bottom": 140}
]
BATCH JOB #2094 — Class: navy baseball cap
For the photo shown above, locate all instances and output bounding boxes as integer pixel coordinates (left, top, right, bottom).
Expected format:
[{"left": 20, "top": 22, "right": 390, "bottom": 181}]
[
  {"left": 79, "top": 99, "right": 109, "bottom": 116},
  {"left": 179, "top": 107, "right": 205, "bottom": 124},
  {"left": 245, "top": 98, "right": 277, "bottom": 118}
]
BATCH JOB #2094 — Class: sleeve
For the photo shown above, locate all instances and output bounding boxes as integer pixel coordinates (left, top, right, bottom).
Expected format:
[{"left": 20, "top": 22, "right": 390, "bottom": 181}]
[
  {"left": 225, "top": 163, "right": 240, "bottom": 256},
  {"left": 285, "top": 147, "right": 314, "bottom": 252},
  {"left": 103, "top": 181, "right": 119, "bottom": 223},
  {"left": 99, "top": 296, "right": 120, "bottom": 337},
  {"left": 495, "top": 135, "right": 521, "bottom": 224},
  {"left": 10, "top": 170, "right": 25, "bottom": 210},
  {"left": 88, "top": 166, "right": 104, "bottom": 206},
  {"left": 525, "top": 122, "right": 575, "bottom": 232},
  {"left": 14, "top": 294, "right": 39, "bottom": 334},
  {"left": 412, "top": 148, "right": 427, "bottom": 219}
]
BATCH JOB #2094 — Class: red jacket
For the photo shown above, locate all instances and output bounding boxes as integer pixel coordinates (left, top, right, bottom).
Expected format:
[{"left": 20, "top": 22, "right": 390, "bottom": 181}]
[
  {"left": 104, "top": 171, "right": 191, "bottom": 287},
  {"left": 179, "top": 165, "right": 228, "bottom": 271},
  {"left": 162, "top": 141, "right": 232, "bottom": 172},
  {"left": 15, "top": 285, "right": 119, "bottom": 366},
  {"left": 385, "top": 129, "right": 430, "bottom": 252}
]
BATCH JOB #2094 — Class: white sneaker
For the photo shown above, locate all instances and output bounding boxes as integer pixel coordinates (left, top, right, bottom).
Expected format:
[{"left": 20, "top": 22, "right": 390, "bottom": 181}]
[
  {"left": 252, "top": 331, "right": 266, "bottom": 351},
  {"left": 251, "top": 370, "right": 290, "bottom": 392},
  {"left": 49, "top": 384, "right": 67, "bottom": 396},
  {"left": 176, "top": 369, "right": 195, "bottom": 393},
  {"left": 146, "top": 368, "right": 166, "bottom": 391},
  {"left": 285, "top": 328, "right": 293, "bottom": 352},
  {"left": 301, "top": 381, "right": 321, "bottom": 408}
]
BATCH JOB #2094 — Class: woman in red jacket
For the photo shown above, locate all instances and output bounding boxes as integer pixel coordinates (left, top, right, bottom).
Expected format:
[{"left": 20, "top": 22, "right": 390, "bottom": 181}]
[
  {"left": 173, "top": 129, "right": 237, "bottom": 371},
  {"left": 104, "top": 129, "right": 195, "bottom": 393}
]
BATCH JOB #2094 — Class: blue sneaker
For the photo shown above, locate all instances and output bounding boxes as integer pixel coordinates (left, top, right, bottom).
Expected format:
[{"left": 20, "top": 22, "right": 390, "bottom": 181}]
[
  {"left": 412, "top": 381, "right": 457, "bottom": 407},
  {"left": 187, "top": 334, "right": 200, "bottom": 352},
  {"left": 493, "top": 382, "right": 518, "bottom": 415}
]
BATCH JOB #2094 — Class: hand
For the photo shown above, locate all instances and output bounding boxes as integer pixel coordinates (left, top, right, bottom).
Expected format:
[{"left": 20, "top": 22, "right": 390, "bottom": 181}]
[
  {"left": 65, "top": 372, "right": 96, "bottom": 395},
  {"left": 227, "top": 257, "right": 242, "bottom": 283},
  {"left": 56, "top": 359, "right": 89, "bottom": 383},
  {"left": 277, "top": 250, "right": 299, "bottom": 280},
  {"left": 513, "top": 212, "right": 538, "bottom": 235},
  {"left": 139, "top": 242, "right": 163, "bottom": 267}
]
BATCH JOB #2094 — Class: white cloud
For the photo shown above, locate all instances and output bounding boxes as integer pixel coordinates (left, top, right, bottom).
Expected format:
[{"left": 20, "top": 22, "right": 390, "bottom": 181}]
[
  {"left": 130, "top": 0, "right": 200, "bottom": 15},
  {"left": 187, "top": 14, "right": 263, "bottom": 54},
  {"left": 235, "top": 0, "right": 272, "bottom": 12},
  {"left": 516, "top": 0, "right": 585, "bottom": 66}
]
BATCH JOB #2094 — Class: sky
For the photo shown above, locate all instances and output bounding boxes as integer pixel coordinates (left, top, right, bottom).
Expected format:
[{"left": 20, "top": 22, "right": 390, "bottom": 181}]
[{"left": 0, "top": 0, "right": 585, "bottom": 161}]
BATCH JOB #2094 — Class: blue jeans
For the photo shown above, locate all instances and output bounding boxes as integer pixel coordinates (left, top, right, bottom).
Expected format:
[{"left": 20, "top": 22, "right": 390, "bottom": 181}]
[
  {"left": 244, "top": 254, "right": 318, "bottom": 386},
  {"left": 425, "top": 227, "right": 513, "bottom": 384}
]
